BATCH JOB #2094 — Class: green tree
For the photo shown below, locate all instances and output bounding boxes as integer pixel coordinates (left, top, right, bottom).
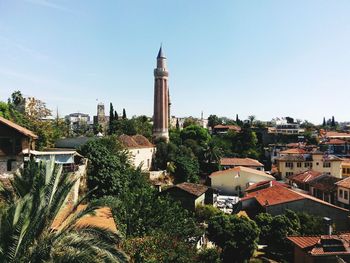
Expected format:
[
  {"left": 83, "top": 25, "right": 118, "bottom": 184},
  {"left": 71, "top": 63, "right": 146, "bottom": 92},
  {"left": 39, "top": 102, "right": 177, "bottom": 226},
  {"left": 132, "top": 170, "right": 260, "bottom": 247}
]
[
  {"left": 79, "top": 136, "right": 132, "bottom": 198},
  {"left": 0, "top": 160, "right": 128, "bottom": 262},
  {"left": 208, "top": 115, "right": 222, "bottom": 129},
  {"left": 197, "top": 248, "right": 221, "bottom": 263},
  {"left": 208, "top": 214, "right": 260, "bottom": 263},
  {"left": 180, "top": 125, "right": 211, "bottom": 146},
  {"left": 122, "top": 108, "right": 126, "bottom": 119},
  {"left": 173, "top": 151, "right": 200, "bottom": 183},
  {"left": 109, "top": 102, "right": 115, "bottom": 135}
]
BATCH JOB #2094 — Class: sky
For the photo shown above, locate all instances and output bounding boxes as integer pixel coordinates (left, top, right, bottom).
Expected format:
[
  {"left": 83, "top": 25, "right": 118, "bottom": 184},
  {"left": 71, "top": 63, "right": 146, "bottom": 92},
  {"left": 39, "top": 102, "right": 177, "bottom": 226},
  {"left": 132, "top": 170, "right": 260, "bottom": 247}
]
[{"left": 0, "top": 0, "right": 350, "bottom": 124}]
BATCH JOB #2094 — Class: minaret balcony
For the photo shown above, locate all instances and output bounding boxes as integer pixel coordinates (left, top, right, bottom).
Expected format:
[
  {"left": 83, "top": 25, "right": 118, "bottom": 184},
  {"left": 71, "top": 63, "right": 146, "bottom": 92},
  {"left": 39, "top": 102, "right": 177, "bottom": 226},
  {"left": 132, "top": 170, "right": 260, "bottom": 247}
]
[{"left": 154, "top": 68, "right": 169, "bottom": 77}]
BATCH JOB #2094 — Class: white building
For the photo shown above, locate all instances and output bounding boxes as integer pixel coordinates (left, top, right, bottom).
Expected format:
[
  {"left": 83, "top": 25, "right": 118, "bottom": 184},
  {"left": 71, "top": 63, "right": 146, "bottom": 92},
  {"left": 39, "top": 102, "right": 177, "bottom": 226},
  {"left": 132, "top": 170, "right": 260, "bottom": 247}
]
[
  {"left": 209, "top": 166, "right": 275, "bottom": 195},
  {"left": 119, "top": 134, "right": 155, "bottom": 171}
]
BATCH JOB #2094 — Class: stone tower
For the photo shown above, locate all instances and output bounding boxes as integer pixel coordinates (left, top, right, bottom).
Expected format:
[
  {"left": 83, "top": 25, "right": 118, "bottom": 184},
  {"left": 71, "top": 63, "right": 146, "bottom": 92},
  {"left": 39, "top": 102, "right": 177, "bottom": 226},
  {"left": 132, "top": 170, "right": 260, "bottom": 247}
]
[
  {"left": 153, "top": 46, "right": 169, "bottom": 141},
  {"left": 93, "top": 102, "right": 108, "bottom": 134}
]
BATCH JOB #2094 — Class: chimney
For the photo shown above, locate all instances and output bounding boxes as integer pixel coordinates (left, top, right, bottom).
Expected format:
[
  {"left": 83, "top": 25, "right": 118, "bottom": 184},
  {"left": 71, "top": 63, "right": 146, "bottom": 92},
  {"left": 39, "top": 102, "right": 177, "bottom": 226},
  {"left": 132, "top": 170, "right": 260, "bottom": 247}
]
[{"left": 323, "top": 217, "right": 333, "bottom": 235}]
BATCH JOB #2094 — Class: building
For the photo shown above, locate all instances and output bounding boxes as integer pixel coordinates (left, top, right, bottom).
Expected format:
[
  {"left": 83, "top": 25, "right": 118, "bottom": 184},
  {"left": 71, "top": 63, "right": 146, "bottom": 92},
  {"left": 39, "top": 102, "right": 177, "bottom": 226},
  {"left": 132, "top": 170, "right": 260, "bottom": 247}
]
[
  {"left": 308, "top": 175, "right": 341, "bottom": 204},
  {"left": 270, "top": 118, "right": 305, "bottom": 134},
  {"left": 288, "top": 233, "right": 350, "bottom": 263},
  {"left": 240, "top": 184, "right": 349, "bottom": 230},
  {"left": 65, "top": 112, "right": 91, "bottom": 131},
  {"left": 153, "top": 46, "right": 170, "bottom": 141},
  {"left": 93, "top": 103, "right": 109, "bottom": 134},
  {"left": 287, "top": 170, "right": 322, "bottom": 191},
  {"left": 245, "top": 180, "right": 290, "bottom": 193},
  {"left": 212, "top": 124, "right": 241, "bottom": 135},
  {"left": 209, "top": 166, "right": 275, "bottom": 195},
  {"left": 119, "top": 134, "right": 155, "bottom": 171},
  {"left": 276, "top": 151, "right": 343, "bottom": 179},
  {"left": 0, "top": 116, "right": 37, "bottom": 177},
  {"left": 341, "top": 158, "right": 350, "bottom": 177},
  {"left": 220, "top": 157, "right": 264, "bottom": 171},
  {"left": 160, "top": 182, "right": 212, "bottom": 211},
  {"left": 335, "top": 177, "right": 350, "bottom": 209}
]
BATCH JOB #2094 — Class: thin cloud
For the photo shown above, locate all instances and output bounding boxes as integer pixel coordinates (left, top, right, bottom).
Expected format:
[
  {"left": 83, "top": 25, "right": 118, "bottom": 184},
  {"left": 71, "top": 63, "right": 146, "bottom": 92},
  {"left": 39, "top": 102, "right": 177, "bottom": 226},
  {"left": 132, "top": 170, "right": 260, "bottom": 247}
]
[
  {"left": 23, "top": 0, "right": 74, "bottom": 14},
  {"left": 0, "top": 36, "right": 49, "bottom": 61}
]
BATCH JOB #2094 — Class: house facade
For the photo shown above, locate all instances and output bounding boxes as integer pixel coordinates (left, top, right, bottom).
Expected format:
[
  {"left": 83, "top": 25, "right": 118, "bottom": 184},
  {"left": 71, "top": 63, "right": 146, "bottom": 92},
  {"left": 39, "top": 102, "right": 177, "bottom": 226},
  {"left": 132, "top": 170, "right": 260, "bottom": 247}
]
[
  {"left": 209, "top": 166, "right": 275, "bottom": 196},
  {"left": 0, "top": 116, "right": 37, "bottom": 177},
  {"left": 277, "top": 151, "right": 343, "bottom": 179},
  {"left": 119, "top": 134, "right": 155, "bottom": 171}
]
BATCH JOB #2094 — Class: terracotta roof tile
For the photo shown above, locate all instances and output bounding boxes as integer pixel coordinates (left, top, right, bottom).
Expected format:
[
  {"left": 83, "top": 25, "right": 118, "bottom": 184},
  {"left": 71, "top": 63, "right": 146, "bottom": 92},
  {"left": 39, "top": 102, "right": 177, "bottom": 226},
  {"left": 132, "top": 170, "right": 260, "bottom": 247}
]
[
  {"left": 245, "top": 185, "right": 304, "bottom": 206},
  {"left": 245, "top": 180, "right": 288, "bottom": 193},
  {"left": 287, "top": 236, "right": 320, "bottom": 249},
  {"left": 173, "top": 182, "right": 208, "bottom": 197},
  {"left": 336, "top": 177, "right": 350, "bottom": 189},
  {"left": 220, "top": 157, "right": 263, "bottom": 167},
  {"left": 323, "top": 139, "right": 347, "bottom": 145},
  {"left": 280, "top": 148, "right": 307, "bottom": 154},
  {"left": 0, "top": 116, "right": 37, "bottom": 139},
  {"left": 288, "top": 170, "right": 322, "bottom": 184},
  {"left": 213, "top": 124, "right": 241, "bottom": 132},
  {"left": 119, "top": 134, "right": 154, "bottom": 148}
]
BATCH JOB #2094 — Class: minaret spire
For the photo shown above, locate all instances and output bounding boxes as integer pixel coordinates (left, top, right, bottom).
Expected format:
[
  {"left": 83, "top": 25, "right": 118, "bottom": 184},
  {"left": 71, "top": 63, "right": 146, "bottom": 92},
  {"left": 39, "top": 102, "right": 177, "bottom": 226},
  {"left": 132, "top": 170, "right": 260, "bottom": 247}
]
[{"left": 153, "top": 45, "right": 169, "bottom": 142}]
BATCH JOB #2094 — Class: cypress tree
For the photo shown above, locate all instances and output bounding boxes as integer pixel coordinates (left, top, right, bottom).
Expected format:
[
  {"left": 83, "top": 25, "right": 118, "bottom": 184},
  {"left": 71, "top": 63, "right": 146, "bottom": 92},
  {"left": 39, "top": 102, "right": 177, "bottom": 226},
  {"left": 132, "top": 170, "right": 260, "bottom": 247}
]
[
  {"left": 331, "top": 116, "right": 335, "bottom": 127},
  {"left": 109, "top": 103, "right": 114, "bottom": 135},
  {"left": 322, "top": 117, "right": 326, "bottom": 127},
  {"left": 176, "top": 118, "right": 180, "bottom": 130},
  {"left": 122, "top": 108, "right": 127, "bottom": 119},
  {"left": 114, "top": 110, "right": 118, "bottom": 121}
]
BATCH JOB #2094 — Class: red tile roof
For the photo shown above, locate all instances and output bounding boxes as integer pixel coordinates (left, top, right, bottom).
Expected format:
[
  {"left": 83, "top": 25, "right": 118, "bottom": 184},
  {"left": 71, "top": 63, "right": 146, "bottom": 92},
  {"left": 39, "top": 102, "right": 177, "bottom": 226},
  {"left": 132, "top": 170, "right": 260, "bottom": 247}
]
[
  {"left": 325, "top": 132, "right": 350, "bottom": 138},
  {"left": 245, "top": 180, "right": 288, "bottom": 193},
  {"left": 119, "top": 134, "right": 154, "bottom": 148},
  {"left": 213, "top": 124, "right": 241, "bottom": 132},
  {"left": 166, "top": 182, "right": 208, "bottom": 197},
  {"left": 280, "top": 148, "right": 307, "bottom": 155},
  {"left": 0, "top": 116, "right": 38, "bottom": 139},
  {"left": 323, "top": 139, "right": 347, "bottom": 145},
  {"left": 288, "top": 170, "right": 322, "bottom": 184},
  {"left": 287, "top": 236, "right": 320, "bottom": 249},
  {"left": 244, "top": 185, "right": 304, "bottom": 206},
  {"left": 243, "top": 184, "right": 348, "bottom": 211},
  {"left": 220, "top": 157, "right": 263, "bottom": 167},
  {"left": 336, "top": 176, "right": 350, "bottom": 189},
  {"left": 288, "top": 233, "right": 350, "bottom": 256}
]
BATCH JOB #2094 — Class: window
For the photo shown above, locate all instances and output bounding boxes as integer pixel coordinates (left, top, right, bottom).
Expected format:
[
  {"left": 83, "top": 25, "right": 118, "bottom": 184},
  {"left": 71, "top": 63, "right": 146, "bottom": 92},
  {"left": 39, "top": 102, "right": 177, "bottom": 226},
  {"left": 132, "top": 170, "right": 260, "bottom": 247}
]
[
  {"left": 147, "top": 159, "right": 150, "bottom": 168},
  {"left": 347, "top": 168, "right": 350, "bottom": 174},
  {"left": 286, "top": 172, "right": 294, "bottom": 177},
  {"left": 323, "top": 162, "right": 331, "bottom": 168},
  {"left": 285, "top": 162, "right": 293, "bottom": 168},
  {"left": 7, "top": 159, "right": 13, "bottom": 171},
  {"left": 297, "top": 162, "right": 302, "bottom": 168},
  {"left": 343, "top": 168, "right": 346, "bottom": 174},
  {"left": 340, "top": 189, "right": 343, "bottom": 198},
  {"left": 304, "top": 162, "right": 312, "bottom": 168},
  {"left": 345, "top": 191, "right": 349, "bottom": 200},
  {"left": 316, "top": 162, "right": 319, "bottom": 166}
]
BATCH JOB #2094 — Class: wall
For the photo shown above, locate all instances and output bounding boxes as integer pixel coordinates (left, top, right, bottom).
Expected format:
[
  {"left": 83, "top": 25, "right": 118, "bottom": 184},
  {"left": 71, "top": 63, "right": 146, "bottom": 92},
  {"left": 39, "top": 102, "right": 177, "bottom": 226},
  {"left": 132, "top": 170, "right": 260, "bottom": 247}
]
[
  {"left": 337, "top": 186, "right": 350, "bottom": 206},
  {"left": 266, "top": 199, "right": 349, "bottom": 231},
  {"left": 128, "top": 147, "right": 155, "bottom": 171}
]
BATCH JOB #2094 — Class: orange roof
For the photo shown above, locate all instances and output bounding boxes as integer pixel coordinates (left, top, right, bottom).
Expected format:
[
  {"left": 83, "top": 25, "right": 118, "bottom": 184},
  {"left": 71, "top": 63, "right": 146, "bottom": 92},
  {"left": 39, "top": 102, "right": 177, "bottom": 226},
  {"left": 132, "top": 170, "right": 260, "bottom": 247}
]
[
  {"left": 172, "top": 182, "right": 208, "bottom": 197},
  {"left": 280, "top": 148, "right": 307, "bottom": 154},
  {"left": 336, "top": 177, "right": 350, "bottom": 189},
  {"left": 245, "top": 185, "right": 304, "bottom": 206},
  {"left": 119, "top": 134, "right": 154, "bottom": 149},
  {"left": 0, "top": 116, "right": 38, "bottom": 139},
  {"left": 245, "top": 180, "right": 288, "bottom": 193},
  {"left": 287, "top": 236, "right": 320, "bottom": 249},
  {"left": 220, "top": 157, "right": 263, "bottom": 167},
  {"left": 325, "top": 132, "right": 350, "bottom": 138},
  {"left": 210, "top": 166, "right": 275, "bottom": 179},
  {"left": 288, "top": 233, "right": 350, "bottom": 256},
  {"left": 51, "top": 204, "right": 117, "bottom": 233},
  {"left": 324, "top": 139, "right": 347, "bottom": 145},
  {"left": 213, "top": 124, "right": 241, "bottom": 132},
  {"left": 288, "top": 170, "right": 322, "bottom": 184}
]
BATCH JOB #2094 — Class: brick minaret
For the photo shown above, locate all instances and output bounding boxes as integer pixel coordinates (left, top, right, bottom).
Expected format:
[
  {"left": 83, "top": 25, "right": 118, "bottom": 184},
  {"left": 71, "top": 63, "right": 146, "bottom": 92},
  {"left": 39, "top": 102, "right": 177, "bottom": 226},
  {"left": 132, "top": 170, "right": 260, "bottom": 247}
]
[{"left": 153, "top": 46, "right": 169, "bottom": 141}]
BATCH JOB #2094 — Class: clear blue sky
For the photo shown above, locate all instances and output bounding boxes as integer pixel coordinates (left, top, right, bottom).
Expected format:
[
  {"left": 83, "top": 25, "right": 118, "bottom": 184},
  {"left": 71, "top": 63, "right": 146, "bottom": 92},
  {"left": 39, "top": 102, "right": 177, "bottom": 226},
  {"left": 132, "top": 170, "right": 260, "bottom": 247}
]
[{"left": 0, "top": 0, "right": 350, "bottom": 124}]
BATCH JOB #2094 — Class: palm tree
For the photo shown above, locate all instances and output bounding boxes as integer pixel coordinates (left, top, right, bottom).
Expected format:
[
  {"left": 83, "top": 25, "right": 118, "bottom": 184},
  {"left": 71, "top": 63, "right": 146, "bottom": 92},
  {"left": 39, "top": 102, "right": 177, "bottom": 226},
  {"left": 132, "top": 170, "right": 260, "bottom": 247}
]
[
  {"left": 0, "top": 160, "right": 128, "bottom": 263},
  {"left": 204, "top": 141, "right": 223, "bottom": 165}
]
